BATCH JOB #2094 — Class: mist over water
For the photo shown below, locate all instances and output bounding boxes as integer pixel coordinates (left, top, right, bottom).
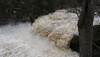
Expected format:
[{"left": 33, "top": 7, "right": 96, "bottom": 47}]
[
  {"left": 0, "top": 9, "right": 100, "bottom": 57},
  {"left": 0, "top": 22, "right": 79, "bottom": 57}
]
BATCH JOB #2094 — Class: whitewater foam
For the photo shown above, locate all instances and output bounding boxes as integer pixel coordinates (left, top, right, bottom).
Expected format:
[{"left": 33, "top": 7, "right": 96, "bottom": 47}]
[
  {"left": 0, "top": 9, "right": 100, "bottom": 57},
  {"left": 0, "top": 22, "right": 79, "bottom": 57}
]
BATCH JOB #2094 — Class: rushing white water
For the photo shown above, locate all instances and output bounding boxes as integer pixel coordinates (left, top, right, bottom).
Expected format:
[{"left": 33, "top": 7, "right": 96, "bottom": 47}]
[
  {"left": 0, "top": 22, "right": 79, "bottom": 57},
  {"left": 0, "top": 9, "right": 100, "bottom": 57},
  {"left": 31, "top": 9, "right": 100, "bottom": 51}
]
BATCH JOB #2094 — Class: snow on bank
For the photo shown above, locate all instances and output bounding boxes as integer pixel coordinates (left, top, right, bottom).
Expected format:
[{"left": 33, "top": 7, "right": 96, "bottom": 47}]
[{"left": 0, "top": 22, "right": 79, "bottom": 57}]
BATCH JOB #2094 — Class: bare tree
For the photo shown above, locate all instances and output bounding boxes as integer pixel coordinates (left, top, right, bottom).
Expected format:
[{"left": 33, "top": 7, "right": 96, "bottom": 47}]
[{"left": 78, "top": 0, "right": 94, "bottom": 57}]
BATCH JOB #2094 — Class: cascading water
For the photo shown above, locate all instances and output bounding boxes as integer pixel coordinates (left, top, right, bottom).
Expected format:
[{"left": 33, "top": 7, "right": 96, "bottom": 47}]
[
  {"left": 0, "top": 9, "right": 100, "bottom": 57},
  {"left": 0, "top": 23, "right": 79, "bottom": 57}
]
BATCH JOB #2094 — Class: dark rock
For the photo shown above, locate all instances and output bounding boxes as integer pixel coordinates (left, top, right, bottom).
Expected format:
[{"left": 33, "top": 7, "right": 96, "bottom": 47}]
[{"left": 70, "top": 35, "right": 79, "bottom": 52}]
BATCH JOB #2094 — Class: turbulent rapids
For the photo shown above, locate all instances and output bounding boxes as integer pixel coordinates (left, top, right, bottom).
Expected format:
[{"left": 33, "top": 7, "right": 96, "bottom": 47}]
[{"left": 0, "top": 9, "right": 100, "bottom": 57}]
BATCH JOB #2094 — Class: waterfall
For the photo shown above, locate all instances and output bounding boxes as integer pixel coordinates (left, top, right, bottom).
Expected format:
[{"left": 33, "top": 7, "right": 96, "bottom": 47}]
[
  {"left": 0, "top": 9, "right": 100, "bottom": 57},
  {"left": 0, "top": 22, "right": 79, "bottom": 57}
]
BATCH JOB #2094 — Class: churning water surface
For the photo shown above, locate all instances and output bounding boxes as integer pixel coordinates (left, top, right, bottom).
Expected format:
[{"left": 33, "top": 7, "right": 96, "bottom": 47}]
[
  {"left": 0, "top": 22, "right": 79, "bottom": 57},
  {"left": 0, "top": 9, "right": 100, "bottom": 57}
]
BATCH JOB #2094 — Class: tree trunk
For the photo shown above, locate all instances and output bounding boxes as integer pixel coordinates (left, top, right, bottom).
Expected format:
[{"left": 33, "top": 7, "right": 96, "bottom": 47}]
[{"left": 78, "top": 0, "right": 94, "bottom": 57}]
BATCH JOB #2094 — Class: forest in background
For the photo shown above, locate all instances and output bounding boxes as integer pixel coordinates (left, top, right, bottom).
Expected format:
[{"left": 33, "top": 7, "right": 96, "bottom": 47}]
[
  {"left": 0, "top": 0, "right": 100, "bottom": 25},
  {"left": 0, "top": 0, "right": 100, "bottom": 57}
]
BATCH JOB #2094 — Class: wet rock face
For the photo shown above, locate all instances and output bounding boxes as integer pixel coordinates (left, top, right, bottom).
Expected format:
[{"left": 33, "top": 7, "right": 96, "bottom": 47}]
[
  {"left": 70, "top": 25, "right": 100, "bottom": 57},
  {"left": 70, "top": 35, "right": 79, "bottom": 52}
]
